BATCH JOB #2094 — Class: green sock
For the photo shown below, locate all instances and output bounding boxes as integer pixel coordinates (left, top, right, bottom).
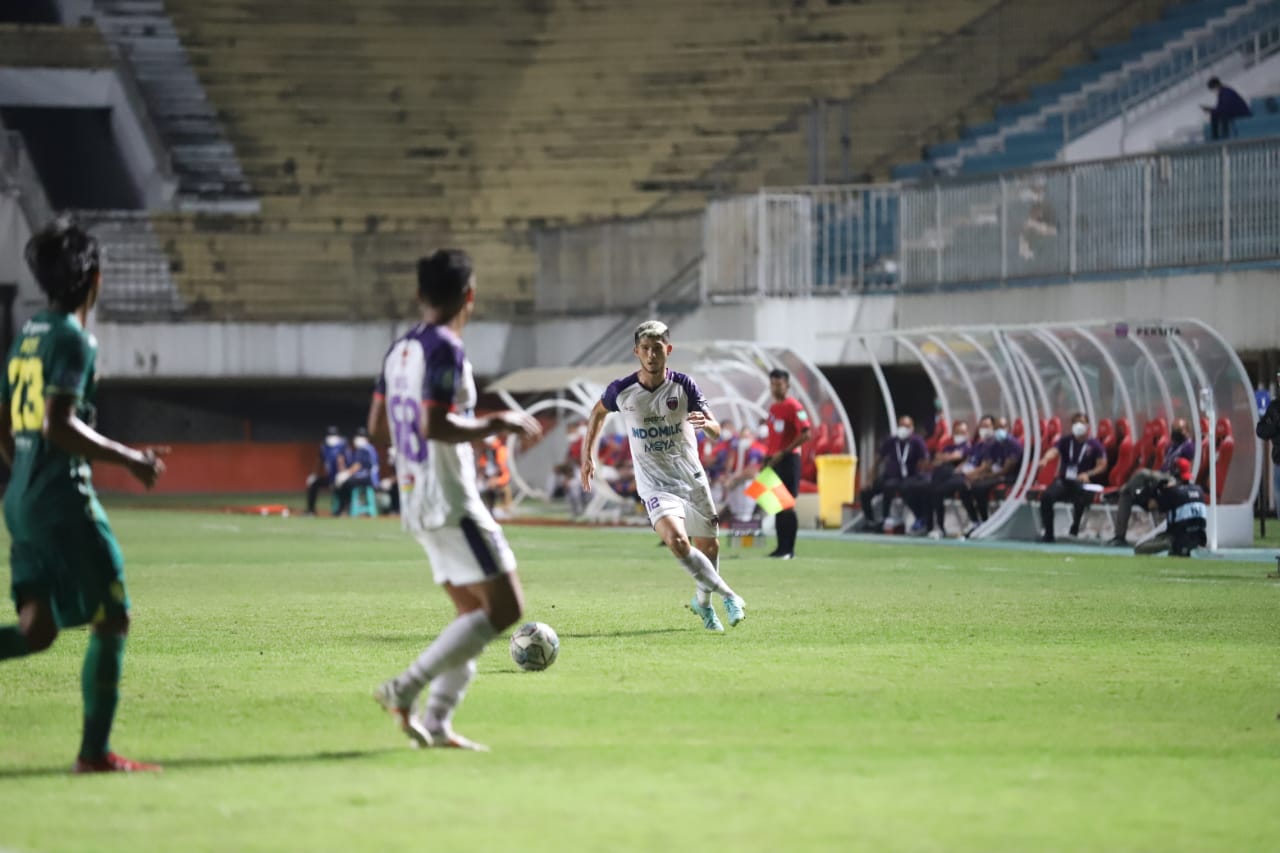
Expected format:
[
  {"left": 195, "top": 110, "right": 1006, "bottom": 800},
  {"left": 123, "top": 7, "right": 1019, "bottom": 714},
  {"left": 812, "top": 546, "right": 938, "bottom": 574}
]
[
  {"left": 79, "top": 632, "right": 125, "bottom": 762},
  {"left": 0, "top": 626, "right": 31, "bottom": 661}
]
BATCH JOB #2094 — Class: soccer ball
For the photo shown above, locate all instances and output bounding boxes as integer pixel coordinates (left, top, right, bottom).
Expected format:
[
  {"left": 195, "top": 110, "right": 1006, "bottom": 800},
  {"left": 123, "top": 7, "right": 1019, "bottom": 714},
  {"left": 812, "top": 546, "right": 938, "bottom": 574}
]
[{"left": 509, "top": 622, "right": 560, "bottom": 672}]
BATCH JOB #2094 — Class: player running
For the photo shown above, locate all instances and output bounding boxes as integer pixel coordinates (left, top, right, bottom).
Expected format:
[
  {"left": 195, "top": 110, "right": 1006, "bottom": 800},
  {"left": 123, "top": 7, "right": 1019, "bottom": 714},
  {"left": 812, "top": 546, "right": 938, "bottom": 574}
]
[
  {"left": 580, "top": 321, "right": 746, "bottom": 632},
  {"left": 0, "top": 218, "right": 167, "bottom": 773},
  {"left": 369, "top": 249, "right": 540, "bottom": 751}
]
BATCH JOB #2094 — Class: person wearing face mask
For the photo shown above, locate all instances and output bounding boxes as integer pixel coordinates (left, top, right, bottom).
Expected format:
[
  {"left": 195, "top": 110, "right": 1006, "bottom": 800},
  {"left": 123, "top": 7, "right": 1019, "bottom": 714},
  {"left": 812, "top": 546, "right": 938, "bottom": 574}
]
[
  {"left": 1107, "top": 417, "right": 1196, "bottom": 546},
  {"left": 306, "top": 425, "right": 349, "bottom": 516},
  {"left": 336, "top": 427, "right": 381, "bottom": 516},
  {"left": 923, "top": 420, "right": 978, "bottom": 539},
  {"left": 961, "top": 416, "right": 1021, "bottom": 530},
  {"left": 856, "top": 415, "right": 928, "bottom": 532},
  {"left": 928, "top": 419, "right": 994, "bottom": 538},
  {"left": 1038, "top": 413, "right": 1107, "bottom": 543}
]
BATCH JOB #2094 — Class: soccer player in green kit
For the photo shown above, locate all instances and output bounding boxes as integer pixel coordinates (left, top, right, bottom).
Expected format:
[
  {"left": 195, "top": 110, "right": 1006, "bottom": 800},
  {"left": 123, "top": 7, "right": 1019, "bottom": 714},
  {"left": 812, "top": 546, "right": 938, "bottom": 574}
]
[{"left": 0, "top": 219, "right": 167, "bottom": 773}]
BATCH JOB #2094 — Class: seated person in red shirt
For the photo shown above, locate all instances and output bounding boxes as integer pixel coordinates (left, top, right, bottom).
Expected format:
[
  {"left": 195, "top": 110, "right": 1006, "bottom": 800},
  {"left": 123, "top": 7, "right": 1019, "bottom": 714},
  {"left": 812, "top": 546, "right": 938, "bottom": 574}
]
[{"left": 1038, "top": 412, "right": 1107, "bottom": 543}]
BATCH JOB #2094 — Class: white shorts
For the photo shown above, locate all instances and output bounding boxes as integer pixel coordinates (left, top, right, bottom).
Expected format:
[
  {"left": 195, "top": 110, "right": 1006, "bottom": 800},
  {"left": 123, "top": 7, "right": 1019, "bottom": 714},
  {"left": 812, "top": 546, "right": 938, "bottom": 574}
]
[
  {"left": 413, "top": 515, "right": 517, "bottom": 587},
  {"left": 644, "top": 487, "right": 719, "bottom": 538}
]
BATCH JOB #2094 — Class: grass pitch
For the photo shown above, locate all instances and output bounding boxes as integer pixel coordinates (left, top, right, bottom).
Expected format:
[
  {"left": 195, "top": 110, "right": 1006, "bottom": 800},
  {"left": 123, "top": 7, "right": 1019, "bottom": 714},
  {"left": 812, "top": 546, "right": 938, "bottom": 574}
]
[{"left": 1, "top": 508, "right": 1277, "bottom": 853}]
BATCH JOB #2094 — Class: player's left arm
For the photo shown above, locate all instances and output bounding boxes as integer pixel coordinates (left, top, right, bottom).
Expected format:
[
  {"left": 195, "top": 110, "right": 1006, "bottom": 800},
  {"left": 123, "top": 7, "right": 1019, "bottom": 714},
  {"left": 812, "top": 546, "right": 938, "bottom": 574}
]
[
  {"left": 1082, "top": 442, "right": 1108, "bottom": 482},
  {"left": 687, "top": 408, "right": 720, "bottom": 440},
  {"left": 684, "top": 377, "right": 720, "bottom": 440}
]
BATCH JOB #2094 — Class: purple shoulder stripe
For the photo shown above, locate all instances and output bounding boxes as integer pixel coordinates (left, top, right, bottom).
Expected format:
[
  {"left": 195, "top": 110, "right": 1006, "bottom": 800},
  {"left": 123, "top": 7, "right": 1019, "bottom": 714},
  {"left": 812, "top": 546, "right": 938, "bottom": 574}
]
[{"left": 601, "top": 373, "right": 640, "bottom": 412}]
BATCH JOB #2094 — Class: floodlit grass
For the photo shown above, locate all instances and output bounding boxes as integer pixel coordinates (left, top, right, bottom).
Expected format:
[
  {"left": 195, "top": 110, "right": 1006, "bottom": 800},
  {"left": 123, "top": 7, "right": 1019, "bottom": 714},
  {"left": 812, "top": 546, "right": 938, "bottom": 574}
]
[{"left": 1, "top": 508, "right": 1277, "bottom": 853}]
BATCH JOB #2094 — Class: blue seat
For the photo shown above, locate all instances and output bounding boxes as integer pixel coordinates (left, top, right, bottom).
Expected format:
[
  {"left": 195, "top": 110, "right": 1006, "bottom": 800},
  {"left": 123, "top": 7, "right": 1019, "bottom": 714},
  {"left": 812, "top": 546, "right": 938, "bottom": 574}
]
[
  {"left": 350, "top": 485, "right": 378, "bottom": 518},
  {"left": 890, "top": 161, "right": 935, "bottom": 181}
]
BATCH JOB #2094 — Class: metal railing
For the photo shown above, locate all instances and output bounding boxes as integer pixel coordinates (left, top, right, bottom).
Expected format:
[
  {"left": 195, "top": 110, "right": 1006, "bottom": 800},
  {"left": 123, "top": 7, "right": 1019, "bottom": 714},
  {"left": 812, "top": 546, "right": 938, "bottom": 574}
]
[
  {"left": 938, "top": 0, "right": 1280, "bottom": 169},
  {"left": 702, "top": 185, "right": 901, "bottom": 299},
  {"left": 900, "top": 136, "right": 1280, "bottom": 288},
  {"left": 696, "top": 136, "right": 1280, "bottom": 298}
]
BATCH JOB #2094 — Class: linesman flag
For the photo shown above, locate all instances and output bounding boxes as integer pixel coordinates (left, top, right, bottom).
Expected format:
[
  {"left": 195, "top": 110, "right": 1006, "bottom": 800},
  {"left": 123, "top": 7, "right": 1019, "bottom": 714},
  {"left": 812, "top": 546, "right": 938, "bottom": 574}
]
[{"left": 744, "top": 467, "right": 795, "bottom": 515}]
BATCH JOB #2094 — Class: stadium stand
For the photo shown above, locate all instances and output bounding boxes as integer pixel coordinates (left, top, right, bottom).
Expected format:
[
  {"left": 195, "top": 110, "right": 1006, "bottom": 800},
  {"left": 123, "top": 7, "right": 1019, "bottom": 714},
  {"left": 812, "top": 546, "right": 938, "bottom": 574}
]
[
  {"left": 892, "top": 0, "right": 1280, "bottom": 179},
  {"left": 44, "top": 0, "right": 1168, "bottom": 323}
]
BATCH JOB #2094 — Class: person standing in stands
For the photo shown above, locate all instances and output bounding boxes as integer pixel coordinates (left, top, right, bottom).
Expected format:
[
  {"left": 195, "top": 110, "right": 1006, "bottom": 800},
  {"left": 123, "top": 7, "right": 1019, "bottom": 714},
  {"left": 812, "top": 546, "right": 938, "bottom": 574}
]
[
  {"left": 306, "top": 425, "right": 348, "bottom": 516},
  {"left": 1204, "top": 77, "right": 1252, "bottom": 140},
  {"left": 1107, "top": 417, "right": 1195, "bottom": 546},
  {"left": 764, "top": 369, "right": 812, "bottom": 560},
  {"left": 1038, "top": 412, "right": 1107, "bottom": 543}
]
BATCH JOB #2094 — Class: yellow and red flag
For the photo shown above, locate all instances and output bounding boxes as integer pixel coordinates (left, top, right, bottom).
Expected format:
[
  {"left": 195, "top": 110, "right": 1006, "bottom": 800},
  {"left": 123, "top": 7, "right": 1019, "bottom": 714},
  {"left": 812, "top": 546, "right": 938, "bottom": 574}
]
[{"left": 744, "top": 467, "right": 795, "bottom": 515}]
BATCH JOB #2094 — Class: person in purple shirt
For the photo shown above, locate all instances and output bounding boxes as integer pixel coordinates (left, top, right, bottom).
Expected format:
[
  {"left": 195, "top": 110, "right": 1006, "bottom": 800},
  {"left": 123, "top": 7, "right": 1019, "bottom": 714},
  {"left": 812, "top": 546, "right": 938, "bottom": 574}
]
[
  {"left": 856, "top": 414, "right": 929, "bottom": 532},
  {"left": 1203, "top": 77, "right": 1252, "bottom": 140},
  {"left": 1107, "top": 417, "right": 1196, "bottom": 546},
  {"left": 924, "top": 419, "right": 986, "bottom": 538},
  {"left": 961, "top": 415, "right": 1022, "bottom": 530},
  {"left": 1038, "top": 412, "right": 1107, "bottom": 543},
  {"left": 926, "top": 417, "right": 993, "bottom": 537}
]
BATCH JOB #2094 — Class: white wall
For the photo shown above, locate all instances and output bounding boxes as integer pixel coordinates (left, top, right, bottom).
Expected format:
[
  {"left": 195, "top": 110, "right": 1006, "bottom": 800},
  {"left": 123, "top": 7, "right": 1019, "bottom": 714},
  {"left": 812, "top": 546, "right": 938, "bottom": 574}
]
[
  {"left": 87, "top": 266, "right": 1279, "bottom": 379},
  {"left": 92, "top": 318, "right": 535, "bottom": 380}
]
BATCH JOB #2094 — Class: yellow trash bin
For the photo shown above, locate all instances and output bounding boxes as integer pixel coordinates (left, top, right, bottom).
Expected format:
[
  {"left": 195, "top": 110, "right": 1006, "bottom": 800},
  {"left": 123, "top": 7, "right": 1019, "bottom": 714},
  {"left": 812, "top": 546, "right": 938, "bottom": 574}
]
[{"left": 815, "top": 454, "right": 857, "bottom": 529}]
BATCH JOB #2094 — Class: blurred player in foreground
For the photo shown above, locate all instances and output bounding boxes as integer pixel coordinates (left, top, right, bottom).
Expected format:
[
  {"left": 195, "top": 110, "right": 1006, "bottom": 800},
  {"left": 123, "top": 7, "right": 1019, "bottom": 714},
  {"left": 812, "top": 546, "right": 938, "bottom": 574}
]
[
  {"left": 0, "top": 219, "right": 167, "bottom": 773},
  {"left": 580, "top": 321, "right": 747, "bottom": 632},
  {"left": 369, "top": 249, "right": 540, "bottom": 750}
]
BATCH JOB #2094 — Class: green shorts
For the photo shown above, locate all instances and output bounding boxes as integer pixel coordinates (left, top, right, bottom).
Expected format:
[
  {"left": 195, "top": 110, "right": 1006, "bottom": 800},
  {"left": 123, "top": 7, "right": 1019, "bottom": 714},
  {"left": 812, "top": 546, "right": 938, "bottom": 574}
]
[{"left": 9, "top": 516, "right": 129, "bottom": 629}]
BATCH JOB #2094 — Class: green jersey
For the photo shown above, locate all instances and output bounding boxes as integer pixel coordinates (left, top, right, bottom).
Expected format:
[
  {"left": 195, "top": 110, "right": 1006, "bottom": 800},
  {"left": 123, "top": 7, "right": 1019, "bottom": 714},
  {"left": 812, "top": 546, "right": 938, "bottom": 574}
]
[{"left": 1, "top": 310, "right": 101, "bottom": 536}]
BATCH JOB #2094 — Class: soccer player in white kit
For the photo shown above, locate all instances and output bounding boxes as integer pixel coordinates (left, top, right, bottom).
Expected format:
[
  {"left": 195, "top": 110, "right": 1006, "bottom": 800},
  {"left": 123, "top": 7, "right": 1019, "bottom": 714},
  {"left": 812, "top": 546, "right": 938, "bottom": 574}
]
[
  {"left": 580, "top": 321, "right": 747, "bottom": 632},
  {"left": 368, "top": 249, "right": 540, "bottom": 750}
]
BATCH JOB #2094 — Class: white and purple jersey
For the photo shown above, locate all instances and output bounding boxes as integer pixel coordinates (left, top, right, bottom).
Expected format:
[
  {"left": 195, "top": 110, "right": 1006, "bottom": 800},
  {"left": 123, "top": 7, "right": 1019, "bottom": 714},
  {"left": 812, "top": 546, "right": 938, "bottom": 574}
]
[
  {"left": 601, "top": 369, "right": 710, "bottom": 500},
  {"left": 376, "top": 323, "right": 487, "bottom": 531}
]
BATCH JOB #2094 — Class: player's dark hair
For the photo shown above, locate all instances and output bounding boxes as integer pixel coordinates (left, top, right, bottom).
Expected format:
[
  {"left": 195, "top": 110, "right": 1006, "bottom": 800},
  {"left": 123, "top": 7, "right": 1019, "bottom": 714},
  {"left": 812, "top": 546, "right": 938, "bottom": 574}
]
[
  {"left": 24, "top": 217, "right": 100, "bottom": 310},
  {"left": 1207, "top": 77, "right": 1221, "bottom": 90},
  {"left": 417, "top": 249, "right": 473, "bottom": 308},
  {"left": 768, "top": 368, "right": 790, "bottom": 381}
]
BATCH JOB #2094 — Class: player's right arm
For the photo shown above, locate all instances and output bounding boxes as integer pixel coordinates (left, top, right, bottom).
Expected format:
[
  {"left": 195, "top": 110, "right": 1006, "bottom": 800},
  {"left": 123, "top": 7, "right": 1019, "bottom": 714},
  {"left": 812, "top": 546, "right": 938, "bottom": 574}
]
[
  {"left": 43, "top": 395, "right": 165, "bottom": 488},
  {"left": 41, "top": 332, "right": 163, "bottom": 488},
  {"left": 580, "top": 400, "right": 610, "bottom": 492},
  {"left": 0, "top": 404, "right": 13, "bottom": 467}
]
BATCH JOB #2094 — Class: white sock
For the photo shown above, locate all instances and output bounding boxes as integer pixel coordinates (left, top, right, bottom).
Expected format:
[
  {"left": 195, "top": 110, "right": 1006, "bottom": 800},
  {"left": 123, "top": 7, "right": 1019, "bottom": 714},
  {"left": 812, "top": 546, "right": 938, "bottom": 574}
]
[
  {"left": 678, "top": 547, "right": 736, "bottom": 599},
  {"left": 394, "top": 611, "right": 496, "bottom": 700},
  {"left": 423, "top": 658, "right": 477, "bottom": 734},
  {"left": 695, "top": 584, "right": 711, "bottom": 607}
]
